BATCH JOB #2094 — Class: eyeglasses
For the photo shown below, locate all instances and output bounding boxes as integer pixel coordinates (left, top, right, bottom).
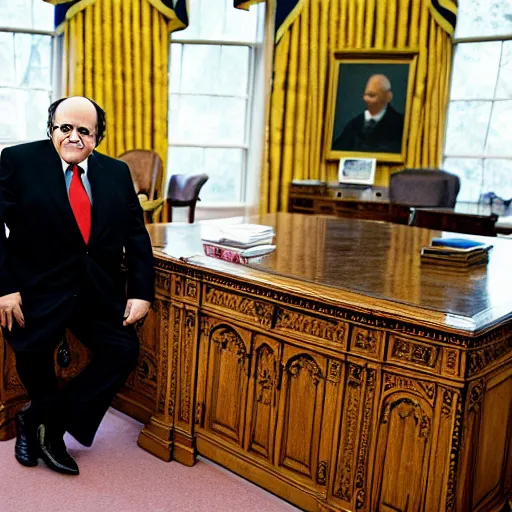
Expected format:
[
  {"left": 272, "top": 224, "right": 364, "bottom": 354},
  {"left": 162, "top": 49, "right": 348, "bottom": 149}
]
[{"left": 52, "top": 124, "right": 96, "bottom": 138}]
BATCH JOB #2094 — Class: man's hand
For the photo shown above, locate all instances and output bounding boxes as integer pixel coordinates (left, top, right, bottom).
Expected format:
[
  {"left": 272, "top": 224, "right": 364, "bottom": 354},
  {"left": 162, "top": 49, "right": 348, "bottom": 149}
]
[
  {"left": 123, "top": 298, "right": 151, "bottom": 327},
  {"left": 0, "top": 292, "right": 24, "bottom": 331}
]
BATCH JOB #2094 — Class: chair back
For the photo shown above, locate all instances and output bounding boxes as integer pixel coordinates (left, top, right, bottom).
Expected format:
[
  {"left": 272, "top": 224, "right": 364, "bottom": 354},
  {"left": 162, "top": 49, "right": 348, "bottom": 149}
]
[
  {"left": 166, "top": 173, "right": 209, "bottom": 223},
  {"left": 411, "top": 209, "right": 498, "bottom": 236},
  {"left": 118, "top": 149, "right": 163, "bottom": 201},
  {"left": 389, "top": 168, "right": 460, "bottom": 208}
]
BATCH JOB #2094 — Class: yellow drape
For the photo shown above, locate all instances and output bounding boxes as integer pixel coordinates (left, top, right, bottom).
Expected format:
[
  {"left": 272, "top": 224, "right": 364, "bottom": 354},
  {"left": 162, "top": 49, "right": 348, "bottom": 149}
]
[
  {"left": 263, "top": 0, "right": 453, "bottom": 214},
  {"left": 61, "top": 0, "right": 184, "bottom": 197}
]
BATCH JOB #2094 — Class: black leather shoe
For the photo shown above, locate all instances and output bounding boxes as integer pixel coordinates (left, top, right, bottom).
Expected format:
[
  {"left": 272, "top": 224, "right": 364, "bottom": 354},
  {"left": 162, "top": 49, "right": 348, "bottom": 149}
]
[
  {"left": 15, "top": 409, "right": 38, "bottom": 467},
  {"left": 37, "top": 424, "right": 79, "bottom": 476}
]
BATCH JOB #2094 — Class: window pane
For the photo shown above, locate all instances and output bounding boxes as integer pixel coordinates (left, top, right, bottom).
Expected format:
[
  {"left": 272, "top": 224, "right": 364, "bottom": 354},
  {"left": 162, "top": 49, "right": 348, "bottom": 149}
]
[
  {"left": 445, "top": 101, "right": 492, "bottom": 155},
  {"left": 0, "top": 33, "right": 16, "bottom": 87},
  {"left": 167, "top": 145, "right": 205, "bottom": 177},
  {"left": 203, "top": 147, "right": 243, "bottom": 202},
  {"left": 450, "top": 42, "right": 501, "bottom": 100},
  {"left": 495, "top": 41, "right": 512, "bottom": 99},
  {"left": 218, "top": 46, "right": 250, "bottom": 96},
  {"left": 486, "top": 100, "right": 512, "bottom": 156},
  {"left": 443, "top": 158, "right": 483, "bottom": 202},
  {"left": 482, "top": 159, "right": 512, "bottom": 199},
  {"left": 0, "top": 0, "right": 54, "bottom": 31},
  {"left": 15, "top": 34, "right": 52, "bottom": 88},
  {"left": 169, "top": 95, "right": 247, "bottom": 144},
  {"left": 179, "top": 44, "right": 221, "bottom": 95},
  {"left": 167, "top": 146, "right": 244, "bottom": 203},
  {"left": 456, "top": 0, "right": 512, "bottom": 38},
  {"left": 32, "top": 0, "right": 55, "bottom": 31},
  {"left": 169, "top": 44, "right": 183, "bottom": 91},
  {"left": 0, "top": 88, "right": 50, "bottom": 142},
  {"left": 172, "top": 0, "right": 262, "bottom": 43}
]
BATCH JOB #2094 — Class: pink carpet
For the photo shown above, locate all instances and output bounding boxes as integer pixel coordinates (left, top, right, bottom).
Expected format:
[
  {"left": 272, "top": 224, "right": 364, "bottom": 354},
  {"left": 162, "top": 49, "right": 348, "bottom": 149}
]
[{"left": 0, "top": 409, "right": 299, "bottom": 512}]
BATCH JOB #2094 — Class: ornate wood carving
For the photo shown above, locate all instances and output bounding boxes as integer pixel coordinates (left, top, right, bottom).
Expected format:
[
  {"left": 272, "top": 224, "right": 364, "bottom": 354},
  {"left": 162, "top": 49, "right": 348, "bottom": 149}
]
[
  {"left": 200, "top": 316, "right": 212, "bottom": 337},
  {"left": 180, "top": 310, "right": 196, "bottom": 423},
  {"left": 327, "top": 360, "right": 342, "bottom": 383},
  {"left": 443, "top": 348, "right": 460, "bottom": 376},
  {"left": 317, "top": 461, "right": 328, "bottom": 485},
  {"left": 287, "top": 355, "right": 323, "bottom": 385},
  {"left": 355, "top": 370, "right": 376, "bottom": 510},
  {"left": 168, "top": 305, "right": 181, "bottom": 418},
  {"left": 155, "top": 258, "right": 512, "bottom": 349},
  {"left": 212, "top": 327, "right": 249, "bottom": 365},
  {"left": 380, "top": 397, "right": 431, "bottom": 439},
  {"left": 468, "top": 379, "right": 485, "bottom": 413},
  {"left": 205, "top": 286, "right": 274, "bottom": 328},
  {"left": 468, "top": 337, "right": 512, "bottom": 376},
  {"left": 255, "top": 345, "right": 275, "bottom": 406},
  {"left": 155, "top": 270, "right": 171, "bottom": 293},
  {"left": 441, "top": 389, "right": 455, "bottom": 418},
  {"left": 390, "top": 337, "right": 440, "bottom": 369},
  {"left": 157, "top": 300, "right": 170, "bottom": 415},
  {"left": 383, "top": 373, "right": 436, "bottom": 405},
  {"left": 195, "top": 401, "right": 204, "bottom": 426},
  {"left": 334, "top": 364, "right": 363, "bottom": 501},
  {"left": 353, "top": 329, "right": 377, "bottom": 353},
  {"left": 174, "top": 275, "right": 183, "bottom": 296},
  {"left": 275, "top": 309, "right": 346, "bottom": 345},
  {"left": 446, "top": 392, "right": 462, "bottom": 512},
  {"left": 185, "top": 279, "right": 198, "bottom": 300}
]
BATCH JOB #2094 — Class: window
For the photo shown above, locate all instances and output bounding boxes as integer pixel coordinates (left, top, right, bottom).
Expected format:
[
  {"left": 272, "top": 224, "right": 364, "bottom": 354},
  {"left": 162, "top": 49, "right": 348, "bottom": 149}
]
[
  {"left": 443, "top": 0, "right": 512, "bottom": 202},
  {"left": 0, "top": 0, "right": 55, "bottom": 152},
  {"left": 167, "top": 0, "right": 266, "bottom": 205}
]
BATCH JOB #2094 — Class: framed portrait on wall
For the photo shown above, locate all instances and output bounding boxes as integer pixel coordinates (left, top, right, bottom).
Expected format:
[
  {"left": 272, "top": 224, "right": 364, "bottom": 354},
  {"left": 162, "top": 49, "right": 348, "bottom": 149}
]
[{"left": 324, "top": 49, "right": 418, "bottom": 163}]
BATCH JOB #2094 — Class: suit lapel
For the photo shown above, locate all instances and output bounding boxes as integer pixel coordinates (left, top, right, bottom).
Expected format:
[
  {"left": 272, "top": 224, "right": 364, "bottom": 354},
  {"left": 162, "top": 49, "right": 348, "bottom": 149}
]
[
  {"left": 39, "top": 141, "right": 83, "bottom": 240},
  {"left": 87, "top": 152, "right": 112, "bottom": 244}
]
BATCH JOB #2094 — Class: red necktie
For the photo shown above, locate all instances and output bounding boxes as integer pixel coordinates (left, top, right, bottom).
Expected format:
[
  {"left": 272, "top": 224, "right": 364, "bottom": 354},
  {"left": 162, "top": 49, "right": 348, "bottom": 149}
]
[{"left": 69, "top": 165, "right": 91, "bottom": 243}]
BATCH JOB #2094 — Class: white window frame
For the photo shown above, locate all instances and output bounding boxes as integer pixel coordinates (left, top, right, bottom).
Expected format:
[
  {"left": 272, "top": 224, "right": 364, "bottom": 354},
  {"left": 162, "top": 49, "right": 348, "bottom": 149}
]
[
  {"left": 0, "top": 24, "right": 59, "bottom": 147},
  {"left": 443, "top": 33, "right": 512, "bottom": 199},
  {"left": 167, "top": 11, "right": 266, "bottom": 212}
]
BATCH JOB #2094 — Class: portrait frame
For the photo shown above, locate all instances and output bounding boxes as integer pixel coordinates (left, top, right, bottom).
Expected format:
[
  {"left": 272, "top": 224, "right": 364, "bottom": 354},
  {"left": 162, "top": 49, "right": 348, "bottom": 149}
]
[{"left": 324, "top": 49, "right": 418, "bottom": 163}]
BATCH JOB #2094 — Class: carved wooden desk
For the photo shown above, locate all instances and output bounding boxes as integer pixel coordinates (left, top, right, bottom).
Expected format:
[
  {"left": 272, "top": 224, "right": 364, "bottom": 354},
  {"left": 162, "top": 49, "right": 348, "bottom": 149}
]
[{"left": 1, "top": 214, "right": 511, "bottom": 512}]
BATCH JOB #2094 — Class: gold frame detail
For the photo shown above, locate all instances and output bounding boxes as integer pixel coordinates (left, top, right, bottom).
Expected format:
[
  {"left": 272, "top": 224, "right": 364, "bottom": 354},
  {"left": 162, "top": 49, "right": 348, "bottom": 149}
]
[{"left": 324, "top": 49, "right": 418, "bottom": 164}]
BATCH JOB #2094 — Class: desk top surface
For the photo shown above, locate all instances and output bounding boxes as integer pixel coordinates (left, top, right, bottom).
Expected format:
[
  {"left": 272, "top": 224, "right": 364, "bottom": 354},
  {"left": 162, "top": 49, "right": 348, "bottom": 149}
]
[{"left": 147, "top": 213, "right": 512, "bottom": 333}]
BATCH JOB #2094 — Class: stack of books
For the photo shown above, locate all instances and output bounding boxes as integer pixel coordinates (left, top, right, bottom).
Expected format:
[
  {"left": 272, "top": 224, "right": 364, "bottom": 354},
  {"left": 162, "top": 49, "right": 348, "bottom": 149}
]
[
  {"left": 420, "top": 238, "right": 493, "bottom": 270},
  {"left": 201, "top": 224, "right": 276, "bottom": 264}
]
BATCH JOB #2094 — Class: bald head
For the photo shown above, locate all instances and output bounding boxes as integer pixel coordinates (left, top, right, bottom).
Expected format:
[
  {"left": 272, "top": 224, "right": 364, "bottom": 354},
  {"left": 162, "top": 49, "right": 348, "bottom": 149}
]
[
  {"left": 50, "top": 96, "right": 99, "bottom": 164},
  {"left": 363, "top": 74, "right": 393, "bottom": 116}
]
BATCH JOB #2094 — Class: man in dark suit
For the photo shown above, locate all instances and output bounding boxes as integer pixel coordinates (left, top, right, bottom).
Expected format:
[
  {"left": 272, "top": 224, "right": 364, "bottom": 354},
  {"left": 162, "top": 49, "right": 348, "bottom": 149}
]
[
  {"left": 332, "top": 74, "right": 404, "bottom": 153},
  {"left": 0, "top": 96, "right": 154, "bottom": 475}
]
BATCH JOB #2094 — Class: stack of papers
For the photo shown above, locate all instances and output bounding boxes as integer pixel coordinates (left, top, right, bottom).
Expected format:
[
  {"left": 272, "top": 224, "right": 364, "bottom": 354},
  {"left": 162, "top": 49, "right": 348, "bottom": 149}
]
[
  {"left": 201, "top": 224, "right": 276, "bottom": 263},
  {"left": 420, "top": 238, "right": 493, "bottom": 269}
]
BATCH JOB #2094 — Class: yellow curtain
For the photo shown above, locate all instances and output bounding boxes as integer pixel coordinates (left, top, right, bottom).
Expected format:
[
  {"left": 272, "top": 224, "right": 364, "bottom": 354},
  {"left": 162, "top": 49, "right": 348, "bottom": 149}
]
[
  {"left": 263, "top": 0, "right": 453, "bottom": 214},
  {"left": 61, "top": 0, "right": 185, "bottom": 196}
]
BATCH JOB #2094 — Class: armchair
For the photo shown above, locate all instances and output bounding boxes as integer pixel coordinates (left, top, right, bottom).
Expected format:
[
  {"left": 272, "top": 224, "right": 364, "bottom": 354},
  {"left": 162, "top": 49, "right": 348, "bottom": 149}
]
[
  {"left": 165, "top": 174, "right": 209, "bottom": 223},
  {"left": 118, "top": 149, "right": 164, "bottom": 222}
]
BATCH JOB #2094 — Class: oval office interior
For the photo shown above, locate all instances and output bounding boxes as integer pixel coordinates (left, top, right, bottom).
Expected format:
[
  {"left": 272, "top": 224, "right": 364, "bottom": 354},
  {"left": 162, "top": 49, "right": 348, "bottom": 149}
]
[{"left": 1, "top": 1, "right": 512, "bottom": 512}]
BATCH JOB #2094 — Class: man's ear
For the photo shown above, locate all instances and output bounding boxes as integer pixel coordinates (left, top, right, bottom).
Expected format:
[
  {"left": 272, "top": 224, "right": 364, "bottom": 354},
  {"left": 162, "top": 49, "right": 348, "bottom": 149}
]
[{"left": 387, "top": 91, "right": 393, "bottom": 103}]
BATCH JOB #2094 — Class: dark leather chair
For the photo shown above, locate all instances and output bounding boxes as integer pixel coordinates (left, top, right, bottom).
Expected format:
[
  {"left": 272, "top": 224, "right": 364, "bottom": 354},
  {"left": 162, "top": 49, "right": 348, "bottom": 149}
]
[
  {"left": 165, "top": 173, "right": 209, "bottom": 223},
  {"left": 389, "top": 169, "right": 461, "bottom": 208},
  {"left": 411, "top": 209, "right": 498, "bottom": 237},
  {"left": 117, "top": 149, "right": 163, "bottom": 201}
]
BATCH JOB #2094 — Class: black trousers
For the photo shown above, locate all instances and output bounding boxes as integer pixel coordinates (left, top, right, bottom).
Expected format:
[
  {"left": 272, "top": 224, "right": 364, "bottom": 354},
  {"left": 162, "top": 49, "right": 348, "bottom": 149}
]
[{"left": 11, "top": 296, "right": 139, "bottom": 447}]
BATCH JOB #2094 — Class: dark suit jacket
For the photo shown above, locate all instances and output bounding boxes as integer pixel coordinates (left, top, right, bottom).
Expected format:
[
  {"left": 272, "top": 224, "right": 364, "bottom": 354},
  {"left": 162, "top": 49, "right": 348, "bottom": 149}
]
[
  {"left": 0, "top": 140, "right": 154, "bottom": 350},
  {"left": 332, "top": 105, "right": 404, "bottom": 153}
]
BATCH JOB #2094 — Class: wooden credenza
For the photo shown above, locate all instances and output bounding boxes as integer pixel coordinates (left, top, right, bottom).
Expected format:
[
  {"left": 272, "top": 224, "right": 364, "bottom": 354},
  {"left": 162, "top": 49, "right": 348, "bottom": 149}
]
[
  {"left": 1, "top": 214, "right": 512, "bottom": 512},
  {"left": 288, "top": 181, "right": 512, "bottom": 235}
]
